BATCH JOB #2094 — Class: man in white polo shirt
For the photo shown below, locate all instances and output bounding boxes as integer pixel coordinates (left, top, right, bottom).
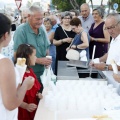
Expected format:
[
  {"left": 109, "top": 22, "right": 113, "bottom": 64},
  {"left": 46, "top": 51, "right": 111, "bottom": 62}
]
[{"left": 91, "top": 13, "right": 120, "bottom": 71}]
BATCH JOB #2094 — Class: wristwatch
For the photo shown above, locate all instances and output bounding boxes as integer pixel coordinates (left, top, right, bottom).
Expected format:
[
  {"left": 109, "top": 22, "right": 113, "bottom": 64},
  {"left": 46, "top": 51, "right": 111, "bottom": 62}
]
[{"left": 104, "top": 64, "right": 109, "bottom": 71}]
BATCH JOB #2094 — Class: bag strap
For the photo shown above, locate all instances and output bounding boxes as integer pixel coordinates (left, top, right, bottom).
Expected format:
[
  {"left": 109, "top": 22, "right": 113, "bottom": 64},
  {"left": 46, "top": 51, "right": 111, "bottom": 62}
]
[
  {"left": 68, "top": 30, "right": 84, "bottom": 49},
  {"left": 61, "top": 26, "right": 69, "bottom": 38},
  {"left": 61, "top": 25, "right": 73, "bottom": 49},
  {"left": 68, "top": 38, "right": 75, "bottom": 48}
]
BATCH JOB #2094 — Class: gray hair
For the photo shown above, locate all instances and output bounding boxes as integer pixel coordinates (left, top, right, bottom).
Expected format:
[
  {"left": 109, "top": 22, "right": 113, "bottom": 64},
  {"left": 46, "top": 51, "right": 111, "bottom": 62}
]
[
  {"left": 49, "top": 15, "right": 57, "bottom": 22},
  {"left": 28, "top": 5, "right": 43, "bottom": 15},
  {"left": 44, "top": 18, "right": 52, "bottom": 25},
  {"left": 106, "top": 13, "right": 120, "bottom": 23},
  {"left": 80, "top": 3, "right": 90, "bottom": 11},
  {"left": 61, "top": 11, "right": 72, "bottom": 19},
  {"left": 93, "top": 6, "right": 104, "bottom": 18}
]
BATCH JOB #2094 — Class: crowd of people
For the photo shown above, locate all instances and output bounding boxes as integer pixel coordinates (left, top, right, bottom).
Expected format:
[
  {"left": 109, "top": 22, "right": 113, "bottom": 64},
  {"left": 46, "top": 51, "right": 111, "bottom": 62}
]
[{"left": 0, "top": 2, "right": 120, "bottom": 120}]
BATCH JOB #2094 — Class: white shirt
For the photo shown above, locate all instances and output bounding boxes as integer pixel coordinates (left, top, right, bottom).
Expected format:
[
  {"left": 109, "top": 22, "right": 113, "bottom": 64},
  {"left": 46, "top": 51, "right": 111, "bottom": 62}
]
[
  {"left": 0, "top": 54, "right": 19, "bottom": 120},
  {"left": 106, "top": 34, "right": 120, "bottom": 65}
]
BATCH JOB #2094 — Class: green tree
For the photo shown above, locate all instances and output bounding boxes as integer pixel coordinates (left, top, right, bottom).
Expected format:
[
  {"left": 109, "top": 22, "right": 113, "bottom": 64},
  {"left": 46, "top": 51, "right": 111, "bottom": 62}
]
[
  {"left": 88, "top": 0, "right": 93, "bottom": 9},
  {"left": 111, "top": 0, "right": 120, "bottom": 12},
  {"left": 26, "top": 0, "right": 41, "bottom": 8},
  {"left": 107, "top": 0, "right": 120, "bottom": 13},
  {"left": 52, "top": 0, "right": 85, "bottom": 11}
]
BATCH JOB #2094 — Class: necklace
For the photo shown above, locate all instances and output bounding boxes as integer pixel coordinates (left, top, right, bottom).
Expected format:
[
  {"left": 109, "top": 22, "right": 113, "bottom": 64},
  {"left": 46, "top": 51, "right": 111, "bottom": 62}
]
[{"left": 62, "top": 25, "right": 71, "bottom": 31}]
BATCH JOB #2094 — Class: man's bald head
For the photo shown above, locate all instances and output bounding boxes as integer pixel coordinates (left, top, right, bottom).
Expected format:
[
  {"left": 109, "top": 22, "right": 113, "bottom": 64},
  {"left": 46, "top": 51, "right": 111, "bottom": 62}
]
[
  {"left": 105, "top": 13, "right": 120, "bottom": 38},
  {"left": 80, "top": 3, "right": 90, "bottom": 18}
]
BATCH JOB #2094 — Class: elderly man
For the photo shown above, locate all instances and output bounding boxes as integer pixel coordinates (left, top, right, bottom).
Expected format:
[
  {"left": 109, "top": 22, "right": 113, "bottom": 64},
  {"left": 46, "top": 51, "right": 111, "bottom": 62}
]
[
  {"left": 91, "top": 13, "right": 120, "bottom": 71},
  {"left": 78, "top": 3, "right": 94, "bottom": 32},
  {"left": 13, "top": 5, "right": 52, "bottom": 92}
]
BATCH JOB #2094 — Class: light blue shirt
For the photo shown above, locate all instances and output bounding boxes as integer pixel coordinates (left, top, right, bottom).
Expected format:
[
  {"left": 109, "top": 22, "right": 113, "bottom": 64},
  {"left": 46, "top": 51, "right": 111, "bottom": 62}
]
[
  {"left": 78, "top": 14, "right": 94, "bottom": 32},
  {"left": 52, "top": 24, "right": 59, "bottom": 32}
]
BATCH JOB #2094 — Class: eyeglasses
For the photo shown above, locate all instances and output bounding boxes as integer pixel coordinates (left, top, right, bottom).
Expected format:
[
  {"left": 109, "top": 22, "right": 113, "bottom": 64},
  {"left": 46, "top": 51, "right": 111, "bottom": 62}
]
[
  {"left": 105, "top": 21, "right": 120, "bottom": 30},
  {"left": 63, "top": 17, "right": 71, "bottom": 19}
]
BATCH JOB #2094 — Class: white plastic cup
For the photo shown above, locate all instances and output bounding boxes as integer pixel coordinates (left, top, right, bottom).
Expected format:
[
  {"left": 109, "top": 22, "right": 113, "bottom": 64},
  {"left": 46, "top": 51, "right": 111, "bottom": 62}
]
[
  {"left": 46, "top": 55, "right": 52, "bottom": 59},
  {"left": 45, "top": 55, "right": 52, "bottom": 71}
]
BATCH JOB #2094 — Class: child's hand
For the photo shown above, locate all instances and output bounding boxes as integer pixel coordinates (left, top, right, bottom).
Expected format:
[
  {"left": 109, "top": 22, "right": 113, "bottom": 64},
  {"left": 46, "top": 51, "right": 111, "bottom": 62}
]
[
  {"left": 36, "top": 92, "right": 43, "bottom": 99},
  {"left": 26, "top": 103, "right": 37, "bottom": 112}
]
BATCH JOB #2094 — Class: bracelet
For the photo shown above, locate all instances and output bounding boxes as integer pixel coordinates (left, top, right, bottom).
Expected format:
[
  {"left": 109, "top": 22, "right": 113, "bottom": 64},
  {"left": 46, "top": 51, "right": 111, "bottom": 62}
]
[{"left": 104, "top": 64, "right": 109, "bottom": 71}]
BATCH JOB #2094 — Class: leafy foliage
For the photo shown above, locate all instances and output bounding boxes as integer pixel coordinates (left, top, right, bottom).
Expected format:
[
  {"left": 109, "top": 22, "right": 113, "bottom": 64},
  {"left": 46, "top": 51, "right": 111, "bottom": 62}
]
[
  {"left": 52, "top": 0, "right": 85, "bottom": 11},
  {"left": 110, "top": 0, "right": 120, "bottom": 12}
]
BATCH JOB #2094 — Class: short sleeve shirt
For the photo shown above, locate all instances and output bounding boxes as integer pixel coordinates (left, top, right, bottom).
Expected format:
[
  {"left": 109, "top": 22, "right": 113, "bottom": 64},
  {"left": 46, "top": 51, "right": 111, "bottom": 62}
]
[
  {"left": 106, "top": 34, "right": 120, "bottom": 66},
  {"left": 13, "top": 22, "right": 50, "bottom": 78},
  {"left": 78, "top": 14, "right": 94, "bottom": 32}
]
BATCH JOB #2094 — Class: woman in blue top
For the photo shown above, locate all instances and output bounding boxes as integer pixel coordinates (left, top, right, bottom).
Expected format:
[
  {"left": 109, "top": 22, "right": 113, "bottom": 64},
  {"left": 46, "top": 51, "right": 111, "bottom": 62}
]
[{"left": 68, "top": 17, "right": 90, "bottom": 60}]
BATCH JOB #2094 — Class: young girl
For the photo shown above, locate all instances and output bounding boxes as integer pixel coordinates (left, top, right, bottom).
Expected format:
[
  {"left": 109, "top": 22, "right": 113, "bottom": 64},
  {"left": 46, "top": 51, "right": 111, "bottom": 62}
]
[{"left": 15, "top": 44, "right": 43, "bottom": 120}]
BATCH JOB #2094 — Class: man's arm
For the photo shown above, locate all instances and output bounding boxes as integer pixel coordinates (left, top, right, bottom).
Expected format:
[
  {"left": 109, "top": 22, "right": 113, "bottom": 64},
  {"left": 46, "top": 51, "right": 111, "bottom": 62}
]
[
  {"left": 93, "top": 63, "right": 120, "bottom": 71},
  {"left": 99, "top": 53, "right": 108, "bottom": 62},
  {"left": 107, "top": 65, "right": 120, "bottom": 71}
]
